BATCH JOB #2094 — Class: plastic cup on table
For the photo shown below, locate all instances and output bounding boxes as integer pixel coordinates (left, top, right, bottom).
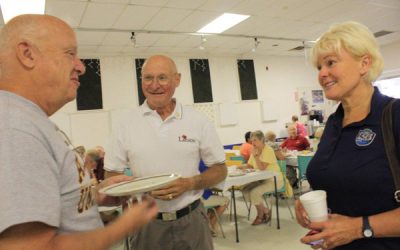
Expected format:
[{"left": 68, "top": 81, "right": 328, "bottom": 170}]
[{"left": 299, "top": 190, "right": 328, "bottom": 222}]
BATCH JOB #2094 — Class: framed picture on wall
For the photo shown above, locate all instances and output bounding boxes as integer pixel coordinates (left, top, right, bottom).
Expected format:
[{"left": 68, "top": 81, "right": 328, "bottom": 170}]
[{"left": 312, "top": 90, "right": 324, "bottom": 104}]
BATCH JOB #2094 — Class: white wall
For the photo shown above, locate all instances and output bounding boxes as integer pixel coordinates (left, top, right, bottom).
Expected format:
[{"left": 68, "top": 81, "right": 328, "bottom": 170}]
[{"left": 50, "top": 42, "right": 400, "bottom": 149}]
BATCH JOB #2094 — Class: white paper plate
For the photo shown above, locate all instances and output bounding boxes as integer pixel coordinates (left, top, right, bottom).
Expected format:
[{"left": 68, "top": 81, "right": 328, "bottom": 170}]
[{"left": 99, "top": 173, "right": 181, "bottom": 197}]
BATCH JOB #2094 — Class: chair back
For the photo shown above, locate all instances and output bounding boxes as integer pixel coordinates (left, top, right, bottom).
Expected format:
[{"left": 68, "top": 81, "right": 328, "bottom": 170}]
[
  {"left": 123, "top": 167, "right": 132, "bottom": 176},
  {"left": 277, "top": 160, "right": 293, "bottom": 198},
  {"left": 230, "top": 155, "right": 245, "bottom": 163},
  {"left": 297, "top": 155, "right": 312, "bottom": 180},
  {"left": 225, "top": 152, "right": 236, "bottom": 160},
  {"left": 232, "top": 145, "right": 241, "bottom": 150},
  {"left": 277, "top": 160, "right": 287, "bottom": 175}
]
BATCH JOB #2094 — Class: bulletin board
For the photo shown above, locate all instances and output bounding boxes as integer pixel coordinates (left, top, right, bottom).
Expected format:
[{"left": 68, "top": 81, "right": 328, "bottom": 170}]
[
  {"left": 260, "top": 100, "right": 279, "bottom": 122},
  {"left": 218, "top": 102, "right": 238, "bottom": 126}
]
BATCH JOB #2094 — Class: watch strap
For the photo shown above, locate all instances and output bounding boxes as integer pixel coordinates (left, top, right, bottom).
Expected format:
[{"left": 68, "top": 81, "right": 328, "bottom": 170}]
[{"left": 362, "top": 216, "right": 374, "bottom": 238}]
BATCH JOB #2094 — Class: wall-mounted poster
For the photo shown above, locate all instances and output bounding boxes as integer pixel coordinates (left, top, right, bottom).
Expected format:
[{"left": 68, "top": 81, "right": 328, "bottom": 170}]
[
  {"left": 77, "top": 59, "right": 102, "bottom": 110},
  {"left": 189, "top": 59, "right": 213, "bottom": 103},
  {"left": 312, "top": 90, "right": 324, "bottom": 103},
  {"left": 298, "top": 89, "right": 309, "bottom": 115},
  {"left": 237, "top": 59, "right": 258, "bottom": 100},
  {"left": 135, "top": 58, "right": 146, "bottom": 105}
]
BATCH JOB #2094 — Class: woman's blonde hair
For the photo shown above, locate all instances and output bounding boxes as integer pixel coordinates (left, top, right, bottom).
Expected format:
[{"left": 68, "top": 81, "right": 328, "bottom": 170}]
[
  {"left": 250, "top": 130, "right": 265, "bottom": 142},
  {"left": 311, "top": 21, "right": 384, "bottom": 83},
  {"left": 264, "top": 131, "right": 276, "bottom": 142}
]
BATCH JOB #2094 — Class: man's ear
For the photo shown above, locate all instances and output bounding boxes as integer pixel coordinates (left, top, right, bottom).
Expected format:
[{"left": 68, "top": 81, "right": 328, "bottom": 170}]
[
  {"left": 174, "top": 73, "right": 181, "bottom": 87},
  {"left": 16, "top": 41, "right": 37, "bottom": 69}
]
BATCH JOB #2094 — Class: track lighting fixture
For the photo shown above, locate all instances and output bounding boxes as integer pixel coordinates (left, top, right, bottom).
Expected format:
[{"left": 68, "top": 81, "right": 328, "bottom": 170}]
[
  {"left": 130, "top": 32, "right": 136, "bottom": 46},
  {"left": 251, "top": 37, "right": 260, "bottom": 52}
]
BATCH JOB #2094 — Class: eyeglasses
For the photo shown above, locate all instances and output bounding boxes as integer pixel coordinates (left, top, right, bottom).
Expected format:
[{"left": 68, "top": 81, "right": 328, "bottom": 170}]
[{"left": 141, "top": 74, "right": 175, "bottom": 85}]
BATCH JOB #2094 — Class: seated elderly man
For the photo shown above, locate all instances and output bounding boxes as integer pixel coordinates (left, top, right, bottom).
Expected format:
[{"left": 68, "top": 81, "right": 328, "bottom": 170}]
[
  {"left": 281, "top": 125, "right": 310, "bottom": 151},
  {"left": 280, "top": 125, "right": 310, "bottom": 187}
]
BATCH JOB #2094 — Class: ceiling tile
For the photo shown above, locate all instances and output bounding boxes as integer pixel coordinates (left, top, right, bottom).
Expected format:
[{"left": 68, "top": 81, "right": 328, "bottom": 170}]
[
  {"left": 228, "top": 0, "right": 275, "bottom": 15},
  {"left": 152, "top": 34, "right": 191, "bottom": 46},
  {"left": 91, "top": 0, "right": 129, "bottom": 3},
  {"left": 42, "top": 0, "right": 400, "bottom": 57},
  {"left": 80, "top": 2, "right": 126, "bottom": 28},
  {"left": 76, "top": 31, "right": 108, "bottom": 45},
  {"left": 172, "top": 10, "right": 220, "bottom": 32},
  {"left": 46, "top": 0, "right": 87, "bottom": 28},
  {"left": 113, "top": 5, "right": 160, "bottom": 29},
  {"left": 102, "top": 32, "right": 132, "bottom": 45},
  {"left": 198, "top": 0, "right": 243, "bottom": 12},
  {"left": 165, "top": 0, "right": 207, "bottom": 9},
  {"left": 144, "top": 8, "right": 192, "bottom": 31},
  {"left": 129, "top": 0, "right": 169, "bottom": 7}
]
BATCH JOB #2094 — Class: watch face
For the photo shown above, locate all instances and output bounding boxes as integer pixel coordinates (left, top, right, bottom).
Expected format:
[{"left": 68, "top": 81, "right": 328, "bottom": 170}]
[{"left": 364, "top": 229, "right": 373, "bottom": 238}]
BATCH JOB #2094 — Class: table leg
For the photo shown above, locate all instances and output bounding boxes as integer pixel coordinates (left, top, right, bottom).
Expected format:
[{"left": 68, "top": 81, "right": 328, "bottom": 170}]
[
  {"left": 231, "top": 186, "right": 239, "bottom": 243},
  {"left": 274, "top": 176, "right": 280, "bottom": 230}
]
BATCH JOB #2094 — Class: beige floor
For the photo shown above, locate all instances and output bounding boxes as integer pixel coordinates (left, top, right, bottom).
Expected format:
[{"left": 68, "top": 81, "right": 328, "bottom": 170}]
[
  {"left": 111, "top": 190, "right": 311, "bottom": 250},
  {"left": 212, "top": 194, "right": 310, "bottom": 250}
]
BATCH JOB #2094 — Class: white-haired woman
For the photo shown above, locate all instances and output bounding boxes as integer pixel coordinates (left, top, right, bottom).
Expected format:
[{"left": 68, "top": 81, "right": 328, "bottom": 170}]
[
  {"left": 295, "top": 22, "right": 400, "bottom": 249},
  {"left": 238, "top": 130, "right": 283, "bottom": 225}
]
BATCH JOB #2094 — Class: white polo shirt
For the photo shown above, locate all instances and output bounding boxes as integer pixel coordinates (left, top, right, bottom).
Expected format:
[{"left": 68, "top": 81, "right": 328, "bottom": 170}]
[{"left": 105, "top": 100, "right": 225, "bottom": 212}]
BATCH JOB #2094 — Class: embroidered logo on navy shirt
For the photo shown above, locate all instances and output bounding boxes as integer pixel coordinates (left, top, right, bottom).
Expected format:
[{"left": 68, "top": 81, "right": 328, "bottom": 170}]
[
  {"left": 355, "top": 128, "right": 376, "bottom": 147},
  {"left": 178, "top": 134, "right": 196, "bottom": 143}
]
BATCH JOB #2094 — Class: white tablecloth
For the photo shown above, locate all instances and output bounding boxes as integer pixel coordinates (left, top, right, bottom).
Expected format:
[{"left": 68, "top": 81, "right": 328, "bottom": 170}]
[{"left": 215, "top": 170, "right": 277, "bottom": 191}]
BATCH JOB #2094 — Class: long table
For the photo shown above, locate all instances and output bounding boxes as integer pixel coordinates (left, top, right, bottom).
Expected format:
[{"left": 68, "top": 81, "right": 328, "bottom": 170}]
[{"left": 215, "top": 170, "right": 279, "bottom": 243}]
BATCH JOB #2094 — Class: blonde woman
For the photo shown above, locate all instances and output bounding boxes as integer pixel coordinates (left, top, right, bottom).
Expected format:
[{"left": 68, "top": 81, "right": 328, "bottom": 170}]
[
  {"left": 295, "top": 22, "right": 400, "bottom": 249},
  {"left": 238, "top": 130, "right": 283, "bottom": 225}
]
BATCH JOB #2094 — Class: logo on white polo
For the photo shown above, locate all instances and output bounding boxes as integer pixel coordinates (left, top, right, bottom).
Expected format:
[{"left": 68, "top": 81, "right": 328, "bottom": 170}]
[
  {"left": 179, "top": 134, "right": 195, "bottom": 143},
  {"left": 355, "top": 128, "right": 376, "bottom": 147}
]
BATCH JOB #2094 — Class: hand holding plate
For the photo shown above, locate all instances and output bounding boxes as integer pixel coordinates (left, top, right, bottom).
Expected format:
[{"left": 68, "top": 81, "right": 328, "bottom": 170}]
[{"left": 151, "top": 177, "right": 191, "bottom": 200}]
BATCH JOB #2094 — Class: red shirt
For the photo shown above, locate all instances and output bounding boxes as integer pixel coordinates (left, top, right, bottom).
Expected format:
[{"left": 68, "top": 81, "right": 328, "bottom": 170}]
[
  {"left": 281, "top": 136, "right": 310, "bottom": 151},
  {"left": 240, "top": 142, "right": 253, "bottom": 161}
]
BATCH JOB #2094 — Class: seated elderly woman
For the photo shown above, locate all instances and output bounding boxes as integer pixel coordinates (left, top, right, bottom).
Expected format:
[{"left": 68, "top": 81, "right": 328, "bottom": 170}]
[
  {"left": 84, "top": 149, "right": 102, "bottom": 185},
  {"left": 265, "top": 130, "right": 285, "bottom": 160},
  {"left": 238, "top": 130, "right": 283, "bottom": 225}
]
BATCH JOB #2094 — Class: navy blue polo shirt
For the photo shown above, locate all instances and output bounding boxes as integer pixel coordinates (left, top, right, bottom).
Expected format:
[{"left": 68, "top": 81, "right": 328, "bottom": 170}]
[{"left": 307, "top": 87, "right": 400, "bottom": 249}]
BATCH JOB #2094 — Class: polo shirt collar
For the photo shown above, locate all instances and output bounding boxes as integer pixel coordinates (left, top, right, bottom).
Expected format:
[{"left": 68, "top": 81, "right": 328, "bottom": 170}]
[
  {"left": 332, "top": 87, "right": 386, "bottom": 128},
  {"left": 140, "top": 98, "right": 183, "bottom": 120}
]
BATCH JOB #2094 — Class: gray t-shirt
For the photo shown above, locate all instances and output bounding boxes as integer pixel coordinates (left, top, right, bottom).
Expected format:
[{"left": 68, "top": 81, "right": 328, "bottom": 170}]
[{"left": 0, "top": 91, "right": 103, "bottom": 234}]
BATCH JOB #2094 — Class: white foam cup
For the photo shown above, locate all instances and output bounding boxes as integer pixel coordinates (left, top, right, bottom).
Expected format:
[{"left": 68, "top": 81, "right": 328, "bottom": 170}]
[{"left": 299, "top": 190, "right": 328, "bottom": 222}]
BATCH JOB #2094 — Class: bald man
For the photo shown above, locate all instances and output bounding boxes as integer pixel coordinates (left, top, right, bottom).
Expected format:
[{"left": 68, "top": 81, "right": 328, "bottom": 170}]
[
  {"left": 105, "top": 55, "right": 227, "bottom": 250},
  {"left": 0, "top": 14, "right": 157, "bottom": 250}
]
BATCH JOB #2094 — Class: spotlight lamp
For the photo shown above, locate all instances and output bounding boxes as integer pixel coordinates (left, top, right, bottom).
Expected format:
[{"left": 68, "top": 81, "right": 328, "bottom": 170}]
[
  {"left": 130, "top": 32, "right": 136, "bottom": 46},
  {"left": 252, "top": 37, "right": 260, "bottom": 52},
  {"left": 199, "top": 35, "right": 206, "bottom": 50}
]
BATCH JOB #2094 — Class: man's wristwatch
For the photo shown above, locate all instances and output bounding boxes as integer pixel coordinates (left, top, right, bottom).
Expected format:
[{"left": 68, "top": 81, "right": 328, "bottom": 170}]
[{"left": 362, "top": 216, "right": 374, "bottom": 238}]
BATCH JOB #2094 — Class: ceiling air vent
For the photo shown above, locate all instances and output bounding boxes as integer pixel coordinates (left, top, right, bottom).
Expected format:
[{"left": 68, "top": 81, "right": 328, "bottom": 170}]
[
  {"left": 289, "top": 45, "right": 304, "bottom": 51},
  {"left": 374, "top": 30, "right": 393, "bottom": 38}
]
